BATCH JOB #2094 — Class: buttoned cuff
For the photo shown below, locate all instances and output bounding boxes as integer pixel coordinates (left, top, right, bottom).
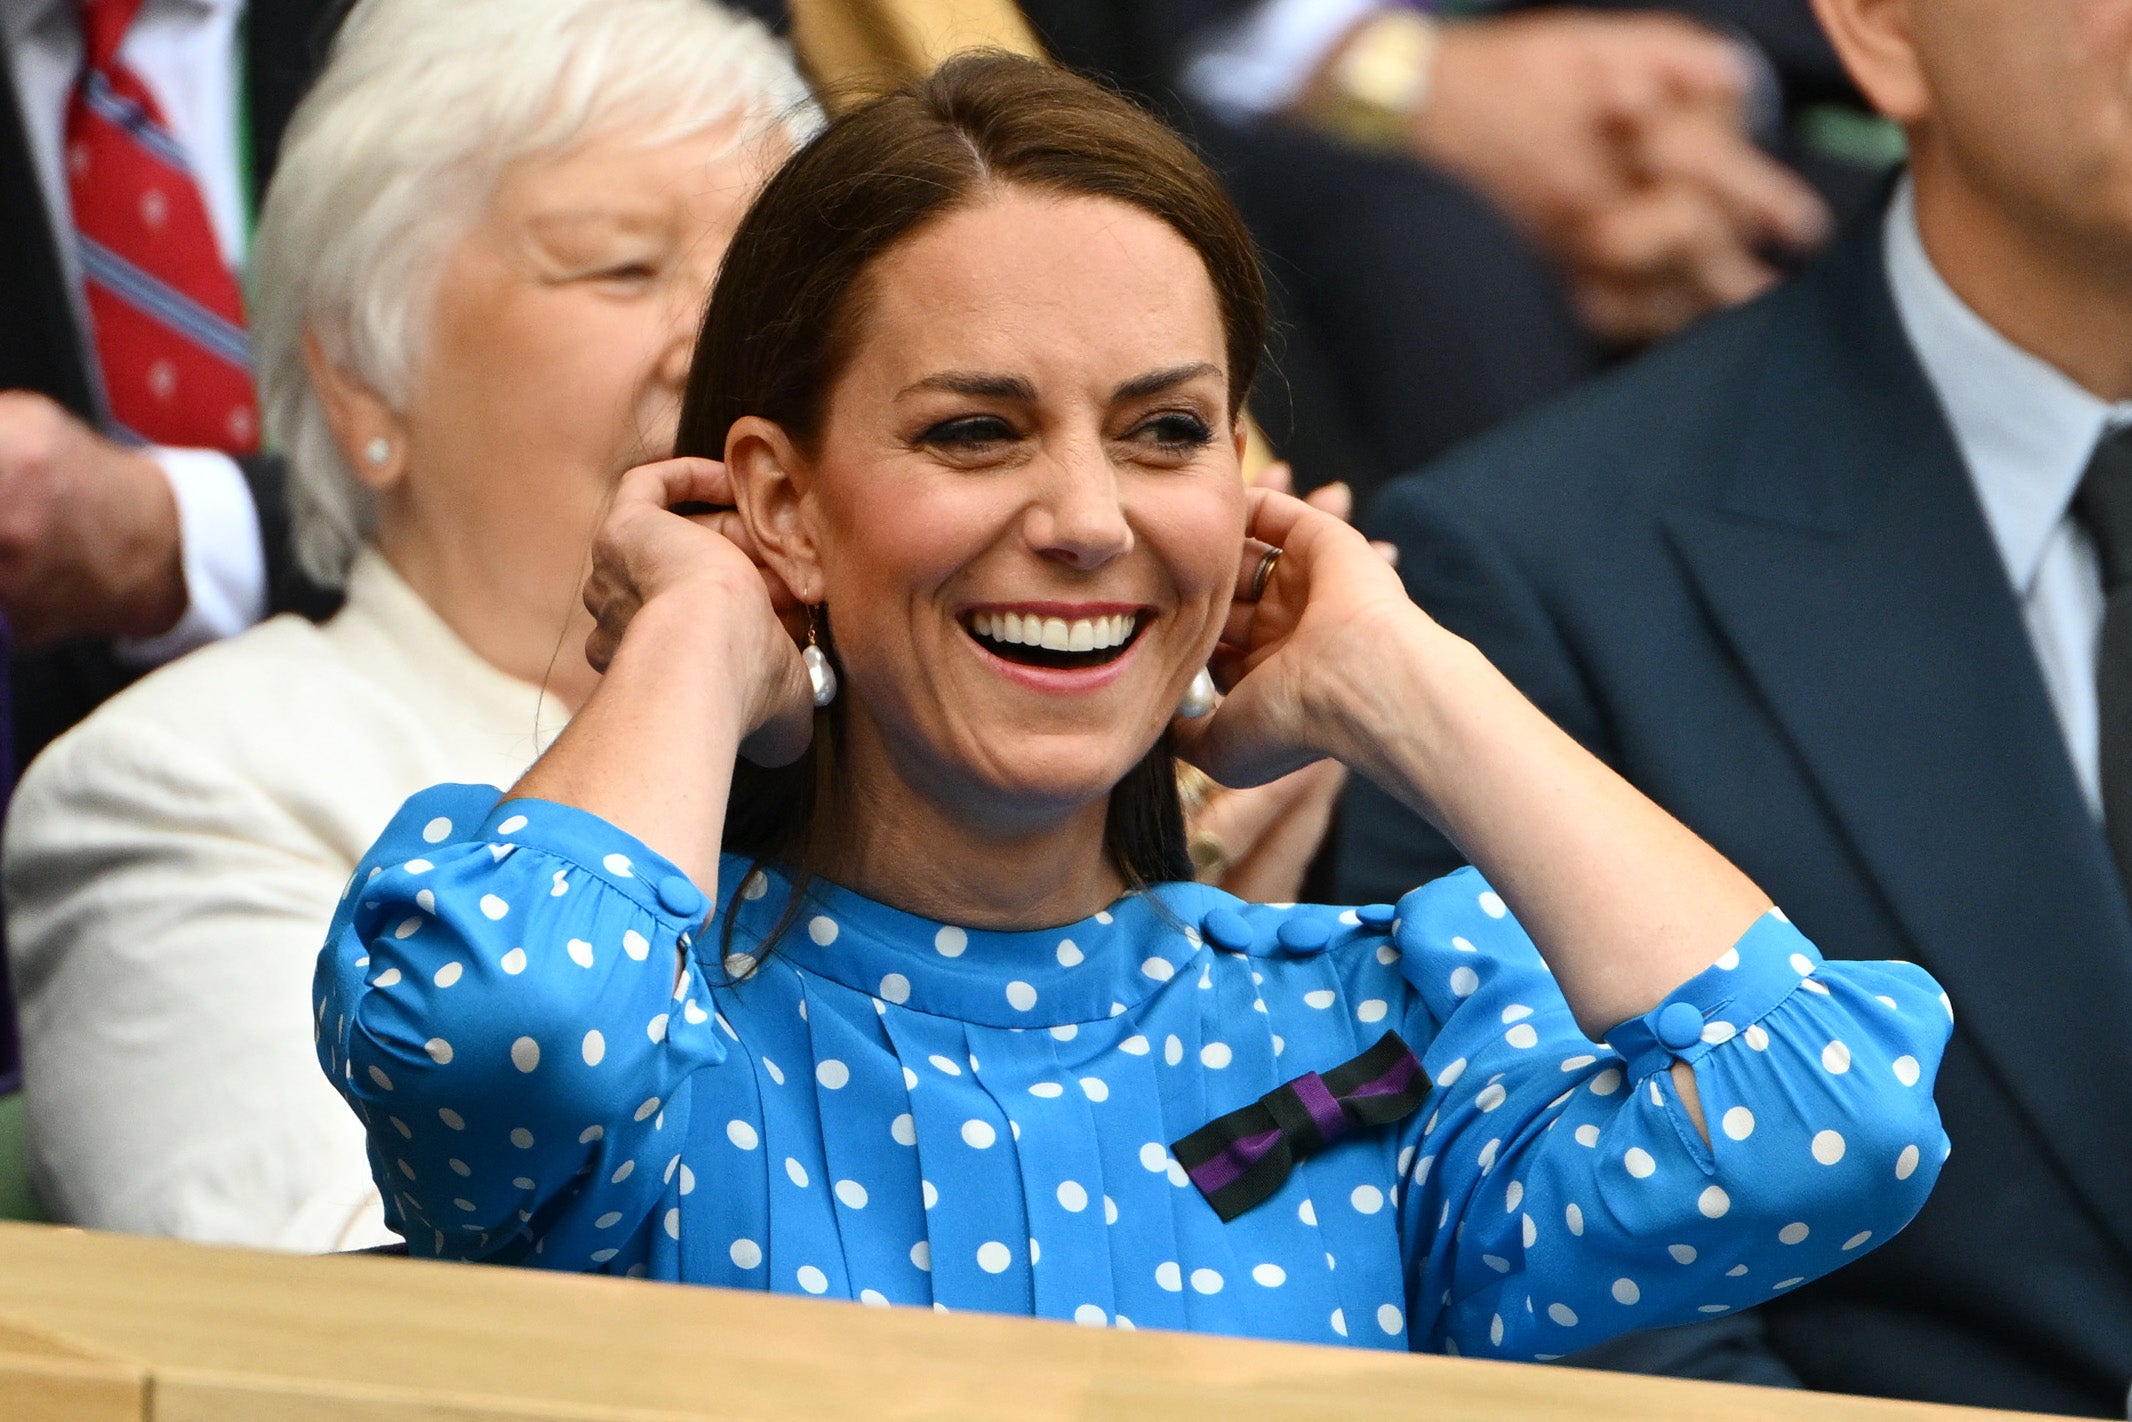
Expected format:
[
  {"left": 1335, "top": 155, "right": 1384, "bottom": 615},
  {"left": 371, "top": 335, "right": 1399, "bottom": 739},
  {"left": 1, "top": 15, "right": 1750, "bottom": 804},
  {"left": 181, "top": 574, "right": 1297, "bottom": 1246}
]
[
  {"left": 1603, "top": 913, "right": 1818, "bottom": 1081},
  {"left": 115, "top": 446, "right": 267, "bottom": 665}
]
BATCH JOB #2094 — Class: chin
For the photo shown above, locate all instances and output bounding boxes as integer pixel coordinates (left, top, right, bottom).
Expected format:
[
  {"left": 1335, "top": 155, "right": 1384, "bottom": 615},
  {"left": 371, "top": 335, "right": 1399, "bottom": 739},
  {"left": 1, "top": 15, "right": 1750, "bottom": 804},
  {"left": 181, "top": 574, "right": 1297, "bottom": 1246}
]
[{"left": 956, "top": 732, "right": 1162, "bottom": 824}]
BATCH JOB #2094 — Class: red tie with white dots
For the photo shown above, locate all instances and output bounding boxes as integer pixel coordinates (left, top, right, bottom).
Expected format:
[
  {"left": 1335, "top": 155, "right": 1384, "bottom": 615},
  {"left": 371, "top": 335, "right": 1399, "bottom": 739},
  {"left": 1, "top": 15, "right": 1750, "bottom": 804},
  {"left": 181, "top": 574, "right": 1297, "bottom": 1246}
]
[{"left": 65, "top": 0, "right": 258, "bottom": 452}]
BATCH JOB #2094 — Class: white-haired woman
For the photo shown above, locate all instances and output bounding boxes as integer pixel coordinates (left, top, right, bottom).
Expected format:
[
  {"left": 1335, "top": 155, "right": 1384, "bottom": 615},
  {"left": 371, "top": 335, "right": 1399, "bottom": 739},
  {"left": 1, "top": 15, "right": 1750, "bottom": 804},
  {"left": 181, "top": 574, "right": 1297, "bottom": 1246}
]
[{"left": 0, "top": 0, "right": 813, "bottom": 1251}]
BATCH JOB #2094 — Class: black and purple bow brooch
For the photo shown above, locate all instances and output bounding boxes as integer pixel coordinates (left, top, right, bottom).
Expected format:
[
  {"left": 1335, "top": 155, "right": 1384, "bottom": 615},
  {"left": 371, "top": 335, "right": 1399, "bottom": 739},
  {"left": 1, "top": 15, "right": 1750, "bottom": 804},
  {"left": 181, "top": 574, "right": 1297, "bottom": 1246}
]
[{"left": 1170, "top": 1032, "right": 1432, "bottom": 1223}]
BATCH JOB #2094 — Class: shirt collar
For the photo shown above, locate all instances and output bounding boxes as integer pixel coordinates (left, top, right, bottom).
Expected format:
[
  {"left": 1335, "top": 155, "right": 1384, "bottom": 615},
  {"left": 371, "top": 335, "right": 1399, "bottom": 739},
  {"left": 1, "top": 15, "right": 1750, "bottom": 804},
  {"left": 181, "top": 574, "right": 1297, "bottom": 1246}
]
[
  {"left": 1884, "top": 175, "right": 2132, "bottom": 595},
  {"left": 5, "top": 0, "right": 238, "bottom": 52}
]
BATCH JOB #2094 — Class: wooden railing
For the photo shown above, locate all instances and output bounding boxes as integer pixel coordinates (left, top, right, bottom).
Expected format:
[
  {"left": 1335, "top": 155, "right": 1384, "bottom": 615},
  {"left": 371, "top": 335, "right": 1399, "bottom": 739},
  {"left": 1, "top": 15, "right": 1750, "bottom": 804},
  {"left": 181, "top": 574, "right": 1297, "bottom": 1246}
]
[{"left": 0, "top": 1222, "right": 2059, "bottom": 1422}]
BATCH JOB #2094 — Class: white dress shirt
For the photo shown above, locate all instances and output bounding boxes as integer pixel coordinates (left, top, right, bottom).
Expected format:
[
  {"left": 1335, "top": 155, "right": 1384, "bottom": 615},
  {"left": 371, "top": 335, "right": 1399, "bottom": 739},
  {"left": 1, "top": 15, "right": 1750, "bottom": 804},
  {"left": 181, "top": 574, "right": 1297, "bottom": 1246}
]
[
  {"left": 1181, "top": 0, "right": 1384, "bottom": 119},
  {"left": 1884, "top": 177, "right": 2132, "bottom": 819},
  {"left": 5, "top": 0, "right": 265, "bottom": 660},
  {"left": 3, "top": 549, "right": 567, "bottom": 1251}
]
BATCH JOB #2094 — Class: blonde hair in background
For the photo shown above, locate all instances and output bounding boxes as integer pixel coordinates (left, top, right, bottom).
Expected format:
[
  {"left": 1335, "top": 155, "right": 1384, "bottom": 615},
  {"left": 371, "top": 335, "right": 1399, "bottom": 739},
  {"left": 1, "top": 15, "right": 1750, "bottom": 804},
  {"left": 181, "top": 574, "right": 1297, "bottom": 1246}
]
[{"left": 250, "top": 0, "right": 820, "bottom": 590}]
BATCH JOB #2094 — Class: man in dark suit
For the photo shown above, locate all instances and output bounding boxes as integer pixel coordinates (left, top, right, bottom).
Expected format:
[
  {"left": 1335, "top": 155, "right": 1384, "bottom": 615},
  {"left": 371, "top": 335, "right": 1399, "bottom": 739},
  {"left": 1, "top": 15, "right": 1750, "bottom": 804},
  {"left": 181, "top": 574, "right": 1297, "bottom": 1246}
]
[
  {"left": 0, "top": 0, "right": 339, "bottom": 1094},
  {"left": 1, "top": 0, "right": 339, "bottom": 771},
  {"left": 1340, "top": 0, "right": 2132, "bottom": 1412}
]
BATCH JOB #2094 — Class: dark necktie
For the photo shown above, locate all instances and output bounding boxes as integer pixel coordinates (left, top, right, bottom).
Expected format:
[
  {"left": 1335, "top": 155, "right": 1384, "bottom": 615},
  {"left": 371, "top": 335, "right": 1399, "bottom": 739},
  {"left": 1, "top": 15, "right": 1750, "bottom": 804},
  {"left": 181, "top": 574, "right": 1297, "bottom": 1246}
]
[{"left": 2073, "top": 424, "right": 2132, "bottom": 896}]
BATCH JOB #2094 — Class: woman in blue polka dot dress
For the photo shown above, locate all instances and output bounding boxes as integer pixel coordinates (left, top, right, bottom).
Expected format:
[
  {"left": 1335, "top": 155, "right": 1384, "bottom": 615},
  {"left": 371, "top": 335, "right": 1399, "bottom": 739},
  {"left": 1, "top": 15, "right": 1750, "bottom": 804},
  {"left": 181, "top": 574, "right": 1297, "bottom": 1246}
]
[{"left": 318, "top": 55, "right": 1950, "bottom": 1361}]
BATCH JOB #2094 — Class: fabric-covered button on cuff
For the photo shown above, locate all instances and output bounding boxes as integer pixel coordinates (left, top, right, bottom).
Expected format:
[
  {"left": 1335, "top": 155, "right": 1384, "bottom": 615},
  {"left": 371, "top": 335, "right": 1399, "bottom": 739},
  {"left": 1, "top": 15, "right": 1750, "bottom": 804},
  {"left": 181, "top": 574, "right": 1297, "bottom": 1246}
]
[
  {"left": 659, "top": 875, "right": 706, "bottom": 919},
  {"left": 1653, "top": 1000, "right": 1706, "bottom": 1051},
  {"left": 1200, "top": 908, "right": 1254, "bottom": 953},
  {"left": 1356, "top": 903, "right": 1397, "bottom": 930},
  {"left": 1275, "top": 918, "right": 1331, "bottom": 954}
]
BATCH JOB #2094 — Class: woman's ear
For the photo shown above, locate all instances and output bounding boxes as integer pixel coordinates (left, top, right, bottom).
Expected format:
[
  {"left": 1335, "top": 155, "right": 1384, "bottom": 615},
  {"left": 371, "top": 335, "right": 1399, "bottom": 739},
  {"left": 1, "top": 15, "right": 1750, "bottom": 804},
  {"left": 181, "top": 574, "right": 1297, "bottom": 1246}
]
[
  {"left": 303, "top": 330, "right": 410, "bottom": 491},
  {"left": 726, "top": 414, "right": 826, "bottom": 603}
]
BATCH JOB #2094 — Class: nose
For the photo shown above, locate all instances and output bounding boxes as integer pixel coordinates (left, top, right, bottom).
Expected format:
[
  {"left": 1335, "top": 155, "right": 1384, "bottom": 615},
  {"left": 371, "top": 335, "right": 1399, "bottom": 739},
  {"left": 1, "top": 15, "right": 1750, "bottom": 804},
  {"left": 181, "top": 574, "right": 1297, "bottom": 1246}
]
[{"left": 1025, "top": 443, "right": 1133, "bottom": 571}]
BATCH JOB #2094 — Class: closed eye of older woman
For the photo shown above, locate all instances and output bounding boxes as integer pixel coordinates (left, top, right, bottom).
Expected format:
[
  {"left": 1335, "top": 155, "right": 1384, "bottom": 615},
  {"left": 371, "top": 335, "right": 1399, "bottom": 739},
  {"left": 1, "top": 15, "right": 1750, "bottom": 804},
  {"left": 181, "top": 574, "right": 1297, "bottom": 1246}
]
[{"left": 321, "top": 55, "right": 1949, "bottom": 1358}]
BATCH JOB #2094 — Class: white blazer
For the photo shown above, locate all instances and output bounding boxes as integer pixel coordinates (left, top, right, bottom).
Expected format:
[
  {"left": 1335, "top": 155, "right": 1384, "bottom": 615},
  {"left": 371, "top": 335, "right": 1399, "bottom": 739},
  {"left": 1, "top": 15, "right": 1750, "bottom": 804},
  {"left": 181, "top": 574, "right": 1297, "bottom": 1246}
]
[{"left": 4, "top": 549, "right": 565, "bottom": 1250}]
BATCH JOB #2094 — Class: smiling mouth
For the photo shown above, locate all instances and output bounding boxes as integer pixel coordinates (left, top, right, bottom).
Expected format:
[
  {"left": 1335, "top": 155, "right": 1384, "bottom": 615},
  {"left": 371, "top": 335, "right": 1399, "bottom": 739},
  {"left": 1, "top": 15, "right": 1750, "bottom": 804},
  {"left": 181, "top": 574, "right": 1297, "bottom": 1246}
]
[{"left": 965, "top": 610, "right": 1143, "bottom": 670}]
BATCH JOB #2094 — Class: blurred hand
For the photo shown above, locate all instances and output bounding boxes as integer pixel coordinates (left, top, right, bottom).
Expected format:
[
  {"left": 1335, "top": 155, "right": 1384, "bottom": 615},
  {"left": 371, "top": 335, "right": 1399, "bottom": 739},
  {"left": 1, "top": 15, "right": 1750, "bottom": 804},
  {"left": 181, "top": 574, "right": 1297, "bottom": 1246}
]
[
  {"left": 0, "top": 390, "right": 186, "bottom": 647},
  {"left": 1183, "top": 758, "right": 1346, "bottom": 903},
  {"left": 582, "top": 456, "right": 811, "bottom": 765},
  {"left": 1404, "top": 12, "right": 1828, "bottom": 342}
]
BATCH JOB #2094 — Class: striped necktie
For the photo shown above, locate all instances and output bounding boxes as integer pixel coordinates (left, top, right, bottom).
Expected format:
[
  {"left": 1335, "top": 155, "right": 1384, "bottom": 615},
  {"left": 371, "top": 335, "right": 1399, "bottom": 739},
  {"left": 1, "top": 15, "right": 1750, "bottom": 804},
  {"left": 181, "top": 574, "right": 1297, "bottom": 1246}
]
[{"left": 66, "top": 0, "right": 258, "bottom": 452}]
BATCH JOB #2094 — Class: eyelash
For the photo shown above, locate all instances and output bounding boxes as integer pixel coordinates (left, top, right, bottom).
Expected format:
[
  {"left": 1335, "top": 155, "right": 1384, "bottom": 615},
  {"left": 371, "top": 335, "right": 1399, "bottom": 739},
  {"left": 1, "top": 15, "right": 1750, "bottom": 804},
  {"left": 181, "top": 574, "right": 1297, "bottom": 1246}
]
[
  {"left": 917, "top": 415, "right": 1016, "bottom": 448},
  {"left": 1141, "top": 412, "right": 1213, "bottom": 451},
  {"left": 914, "top": 411, "right": 1215, "bottom": 452}
]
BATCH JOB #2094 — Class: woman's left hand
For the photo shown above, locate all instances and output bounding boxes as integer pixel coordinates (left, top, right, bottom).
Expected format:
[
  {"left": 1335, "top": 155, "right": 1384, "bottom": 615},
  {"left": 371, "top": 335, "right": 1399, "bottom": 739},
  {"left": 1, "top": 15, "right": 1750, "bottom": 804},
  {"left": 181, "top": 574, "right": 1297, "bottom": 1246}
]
[{"left": 1171, "top": 484, "right": 1428, "bottom": 790}]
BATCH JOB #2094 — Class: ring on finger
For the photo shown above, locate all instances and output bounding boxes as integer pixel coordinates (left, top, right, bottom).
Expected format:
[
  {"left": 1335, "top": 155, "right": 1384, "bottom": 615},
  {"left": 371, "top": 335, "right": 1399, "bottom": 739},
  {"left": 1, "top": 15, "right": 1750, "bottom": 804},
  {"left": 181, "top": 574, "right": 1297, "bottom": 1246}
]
[{"left": 1249, "top": 545, "right": 1283, "bottom": 601}]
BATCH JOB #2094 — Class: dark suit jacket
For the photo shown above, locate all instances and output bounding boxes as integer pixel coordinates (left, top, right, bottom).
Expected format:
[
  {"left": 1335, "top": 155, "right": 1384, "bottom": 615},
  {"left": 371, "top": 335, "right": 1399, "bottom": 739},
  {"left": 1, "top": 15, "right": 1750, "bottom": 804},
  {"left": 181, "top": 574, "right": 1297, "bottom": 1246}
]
[
  {"left": 1340, "top": 203, "right": 2132, "bottom": 1416},
  {"left": 0, "top": 0, "right": 342, "bottom": 769}
]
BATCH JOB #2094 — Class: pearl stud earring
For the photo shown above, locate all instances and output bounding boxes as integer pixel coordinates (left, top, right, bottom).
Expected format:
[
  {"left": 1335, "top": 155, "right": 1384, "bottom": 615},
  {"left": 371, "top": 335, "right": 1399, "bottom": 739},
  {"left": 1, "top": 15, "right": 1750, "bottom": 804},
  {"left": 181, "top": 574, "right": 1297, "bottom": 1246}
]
[
  {"left": 1177, "top": 667, "right": 1217, "bottom": 719},
  {"left": 363, "top": 437, "right": 391, "bottom": 466}
]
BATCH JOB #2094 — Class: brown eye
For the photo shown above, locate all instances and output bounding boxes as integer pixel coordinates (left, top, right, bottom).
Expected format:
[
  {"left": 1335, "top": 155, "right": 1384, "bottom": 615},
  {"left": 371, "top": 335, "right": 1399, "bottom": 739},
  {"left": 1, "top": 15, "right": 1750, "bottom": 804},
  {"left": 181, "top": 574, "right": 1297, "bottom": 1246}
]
[
  {"left": 918, "top": 415, "right": 1017, "bottom": 448},
  {"left": 1137, "top": 412, "right": 1213, "bottom": 452}
]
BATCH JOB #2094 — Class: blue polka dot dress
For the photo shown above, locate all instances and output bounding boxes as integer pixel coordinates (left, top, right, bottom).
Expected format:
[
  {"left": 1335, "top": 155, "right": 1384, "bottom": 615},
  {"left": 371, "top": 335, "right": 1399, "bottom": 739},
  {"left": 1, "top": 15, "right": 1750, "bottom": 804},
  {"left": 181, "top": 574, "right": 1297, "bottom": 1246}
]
[{"left": 317, "top": 785, "right": 1951, "bottom": 1358}]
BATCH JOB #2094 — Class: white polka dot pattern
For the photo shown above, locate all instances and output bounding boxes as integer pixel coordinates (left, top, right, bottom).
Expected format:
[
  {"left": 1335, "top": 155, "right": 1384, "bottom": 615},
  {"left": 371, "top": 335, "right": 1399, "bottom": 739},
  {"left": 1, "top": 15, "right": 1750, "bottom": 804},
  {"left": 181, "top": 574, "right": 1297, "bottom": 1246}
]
[{"left": 321, "top": 791, "right": 1950, "bottom": 1360}]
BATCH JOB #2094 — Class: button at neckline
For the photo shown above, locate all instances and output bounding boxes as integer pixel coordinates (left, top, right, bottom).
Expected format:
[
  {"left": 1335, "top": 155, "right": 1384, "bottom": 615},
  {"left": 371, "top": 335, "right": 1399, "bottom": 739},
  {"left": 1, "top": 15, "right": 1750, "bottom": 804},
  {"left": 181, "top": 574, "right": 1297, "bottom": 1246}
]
[
  {"left": 1276, "top": 918, "right": 1331, "bottom": 954},
  {"left": 1200, "top": 908, "right": 1254, "bottom": 953},
  {"left": 658, "top": 874, "right": 706, "bottom": 919}
]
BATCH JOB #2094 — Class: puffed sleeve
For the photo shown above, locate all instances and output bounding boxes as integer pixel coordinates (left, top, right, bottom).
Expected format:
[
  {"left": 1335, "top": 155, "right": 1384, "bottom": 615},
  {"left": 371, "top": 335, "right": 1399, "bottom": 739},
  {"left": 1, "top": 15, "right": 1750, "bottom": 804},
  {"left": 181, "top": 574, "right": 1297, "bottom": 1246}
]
[
  {"left": 316, "top": 785, "right": 730, "bottom": 1272},
  {"left": 1391, "top": 868, "right": 1949, "bottom": 1360}
]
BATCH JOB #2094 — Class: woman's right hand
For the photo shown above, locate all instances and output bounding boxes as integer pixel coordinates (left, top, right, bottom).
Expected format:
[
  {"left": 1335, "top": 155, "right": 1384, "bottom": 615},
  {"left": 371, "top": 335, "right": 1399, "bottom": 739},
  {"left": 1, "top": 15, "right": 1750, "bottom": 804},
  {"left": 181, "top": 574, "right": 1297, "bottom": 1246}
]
[{"left": 584, "top": 456, "right": 814, "bottom": 766}]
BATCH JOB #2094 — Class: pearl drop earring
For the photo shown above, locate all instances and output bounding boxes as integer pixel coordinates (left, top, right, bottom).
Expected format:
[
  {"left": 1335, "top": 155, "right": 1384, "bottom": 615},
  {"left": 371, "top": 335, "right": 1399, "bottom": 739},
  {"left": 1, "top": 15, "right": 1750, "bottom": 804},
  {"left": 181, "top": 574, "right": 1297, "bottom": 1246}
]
[
  {"left": 803, "top": 606, "right": 838, "bottom": 708},
  {"left": 1177, "top": 667, "right": 1217, "bottom": 719},
  {"left": 363, "top": 437, "right": 390, "bottom": 466}
]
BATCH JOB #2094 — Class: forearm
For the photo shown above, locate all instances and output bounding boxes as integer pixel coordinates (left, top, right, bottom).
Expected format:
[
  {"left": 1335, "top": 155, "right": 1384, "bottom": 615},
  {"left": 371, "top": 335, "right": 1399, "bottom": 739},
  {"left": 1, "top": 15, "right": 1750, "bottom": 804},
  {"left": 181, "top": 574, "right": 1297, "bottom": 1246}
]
[
  {"left": 509, "top": 596, "right": 752, "bottom": 891},
  {"left": 1334, "top": 612, "right": 1769, "bottom": 1038}
]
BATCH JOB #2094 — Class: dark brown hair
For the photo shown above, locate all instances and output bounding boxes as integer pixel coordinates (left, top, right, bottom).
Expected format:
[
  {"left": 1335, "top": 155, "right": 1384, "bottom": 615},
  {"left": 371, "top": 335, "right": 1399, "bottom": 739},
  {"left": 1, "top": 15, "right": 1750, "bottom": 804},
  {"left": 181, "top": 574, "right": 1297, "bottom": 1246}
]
[{"left": 679, "top": 51, "right": 1268, "bottom": 904}]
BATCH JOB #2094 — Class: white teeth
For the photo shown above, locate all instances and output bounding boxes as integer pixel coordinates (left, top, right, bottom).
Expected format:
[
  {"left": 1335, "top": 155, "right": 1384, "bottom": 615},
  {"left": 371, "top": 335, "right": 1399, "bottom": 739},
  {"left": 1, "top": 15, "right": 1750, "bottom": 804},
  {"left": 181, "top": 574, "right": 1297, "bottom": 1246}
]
[{"left": 971, "top": 611, "right": 1140, "bottom": 651}]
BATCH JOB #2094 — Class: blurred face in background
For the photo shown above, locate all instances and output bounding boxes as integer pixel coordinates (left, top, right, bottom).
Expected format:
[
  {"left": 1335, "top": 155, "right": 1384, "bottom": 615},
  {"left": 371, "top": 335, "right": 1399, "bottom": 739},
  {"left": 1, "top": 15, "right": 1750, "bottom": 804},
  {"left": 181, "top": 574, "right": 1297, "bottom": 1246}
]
[
  {"left": 1926, "top": 0, "right": 2132, "bottom": 262},
  {"left": 1841, "top": 0, "right": 2132, "bottom": 272},
  {"left": 379, "top": 122, "right": 773, "bottom": 626}
]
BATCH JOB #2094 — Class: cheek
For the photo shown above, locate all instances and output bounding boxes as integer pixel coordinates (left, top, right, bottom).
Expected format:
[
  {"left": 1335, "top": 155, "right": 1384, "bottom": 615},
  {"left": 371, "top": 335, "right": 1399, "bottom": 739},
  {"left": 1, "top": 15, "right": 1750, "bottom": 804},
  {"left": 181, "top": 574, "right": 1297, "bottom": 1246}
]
[
  {"left": 1141, "top": 482, "right": 1248, "bottom": 612},
  {"left": 435, "top": 294, "right": 669, "bottom": 455},
  {"left": 814, "top": 475, "right": 1001, "bottom": 630}
]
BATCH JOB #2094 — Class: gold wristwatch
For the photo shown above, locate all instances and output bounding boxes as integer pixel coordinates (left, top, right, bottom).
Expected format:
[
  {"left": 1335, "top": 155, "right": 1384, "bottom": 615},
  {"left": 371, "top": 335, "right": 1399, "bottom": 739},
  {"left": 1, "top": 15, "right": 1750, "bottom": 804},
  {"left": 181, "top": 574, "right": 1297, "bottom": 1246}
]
[{"left": 1301, "top": 9, "right": 1440, "bottom": 151}]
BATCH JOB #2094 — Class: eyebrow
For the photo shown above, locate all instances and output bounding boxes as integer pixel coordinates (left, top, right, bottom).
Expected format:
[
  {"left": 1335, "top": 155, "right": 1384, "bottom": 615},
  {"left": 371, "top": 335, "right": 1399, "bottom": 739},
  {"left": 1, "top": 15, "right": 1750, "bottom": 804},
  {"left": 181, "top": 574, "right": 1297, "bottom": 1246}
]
[
  {"left": 898, "top": 372, "right": 1038, "bottom": 402},
  {"left": 896, "top": 362, "right": 1223, "bottom": 404},
  {"left": 1113, "top": 362, "right": 1222, "bottom": 401}
]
